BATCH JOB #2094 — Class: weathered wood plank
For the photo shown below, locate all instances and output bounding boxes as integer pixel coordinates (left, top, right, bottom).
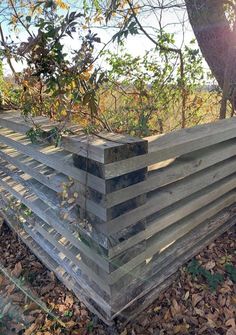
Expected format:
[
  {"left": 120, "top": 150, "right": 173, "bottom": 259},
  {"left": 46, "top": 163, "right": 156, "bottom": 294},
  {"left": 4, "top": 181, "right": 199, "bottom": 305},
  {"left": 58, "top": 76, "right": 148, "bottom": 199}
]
[
  {"left": 0, "top": 174, "right": 110, "bottom": 272},
  {"left": 0, "top": 112, "right": 77, "bottom": 136},
  {"left": 0, "top": 183, "right": 111, "bottom": 278},
  {"left": 0, "top": 159, "right": 83, "bottom": 226},
  {"left": 104, "top": 138, "right": 236, "bottom": 208},
  {"left": 108, "top": 173, "right": 236, "bottom": 258},
  {"left": 0, "top": 143, "right": 68, "bottom": 192},
  {"left": 23, "top": 223, "right": 112, "bottom": 313},
  {"left": 115, "top": 208, "right": 236, "bottom": 320},
  {"left": 0, "top": 113, "right": 29, "bottom": 132},
  {"left": 0, "top": 127, "right": 106, "bottom": 193},
  {"left": 111, "top": 204, "right": 236, "bottom": 308},
  {"left": 100, "top": 156, "right": 236, "bottom": 235},
  {"left": 3, "top": 113, "right": 236, "bottom": 179},
  {"left": 108, "top": 191, "right": 236, "bottom": 283},
  {"left": 2, "top": 112, "right": 236, "bottom": 324},
  {"left": 33, "top": 220, "right": 111, "bottom": 294},
  {"left": 0, "top": 156, "right": 110, "bottom": 224},
  {"left": 0, "top": 158, "right": 112, "bottom": 252},
  {"left": 0, "top": 131, "right": 148, "bottom": 221},
  {"left": 2, "top": 144, "right": 226, "bottom": 262},
  {"left": 0, "top": 137, "right": 234, "bottom": 284},
  {"left": 67, "top": 134, "right": 147, "bottom": 164},
  {"left": 0, "top": 112, "right": 147, "bottom": 164},
  {"left": 0, "top": 198, "right": 113, "bottom": 324},
  {"left": 0, "top": 164, "right": 179, "bottom": 282},
  {"left": 104, "top": 117, "right": 236, "bottom": 178}
]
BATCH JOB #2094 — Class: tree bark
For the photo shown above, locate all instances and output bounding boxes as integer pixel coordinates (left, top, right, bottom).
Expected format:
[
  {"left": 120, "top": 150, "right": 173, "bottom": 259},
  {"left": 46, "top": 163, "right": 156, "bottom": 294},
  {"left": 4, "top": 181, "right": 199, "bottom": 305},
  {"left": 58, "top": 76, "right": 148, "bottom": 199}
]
[
  {"left": 185, "top": 0, "right": 236, "bottom": 118},
  {"left": 219, "top": 44, "right": 236, "bottom": 119},
  {"left": 185, "top": 0, "right": 232, "bottom": 89}
]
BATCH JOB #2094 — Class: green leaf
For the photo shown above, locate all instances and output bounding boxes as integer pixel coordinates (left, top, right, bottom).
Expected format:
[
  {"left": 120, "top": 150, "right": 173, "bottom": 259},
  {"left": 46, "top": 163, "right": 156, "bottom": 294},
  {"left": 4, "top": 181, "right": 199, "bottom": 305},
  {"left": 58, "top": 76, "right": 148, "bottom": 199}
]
[
  {"left": 225, "top": 263, "right": 236, "bottom": 283},
  {"left": 187, "top": 259, "right": 201, "bottom": 277}
]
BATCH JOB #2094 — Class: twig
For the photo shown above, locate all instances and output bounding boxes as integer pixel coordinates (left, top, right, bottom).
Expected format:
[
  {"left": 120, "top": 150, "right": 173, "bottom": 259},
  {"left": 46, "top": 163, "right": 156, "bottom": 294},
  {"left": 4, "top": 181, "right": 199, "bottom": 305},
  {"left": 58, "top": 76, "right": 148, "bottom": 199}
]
[{"left": 0, "top": 24, "right": 17, "bottom": 78}]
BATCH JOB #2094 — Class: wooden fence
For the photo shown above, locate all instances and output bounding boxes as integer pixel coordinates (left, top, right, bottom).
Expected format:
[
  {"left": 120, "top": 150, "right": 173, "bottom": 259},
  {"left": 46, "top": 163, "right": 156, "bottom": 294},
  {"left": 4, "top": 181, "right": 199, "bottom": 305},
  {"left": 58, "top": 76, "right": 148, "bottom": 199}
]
[{"left": 0, "top": 112, "right": 236, "bottom": 325}]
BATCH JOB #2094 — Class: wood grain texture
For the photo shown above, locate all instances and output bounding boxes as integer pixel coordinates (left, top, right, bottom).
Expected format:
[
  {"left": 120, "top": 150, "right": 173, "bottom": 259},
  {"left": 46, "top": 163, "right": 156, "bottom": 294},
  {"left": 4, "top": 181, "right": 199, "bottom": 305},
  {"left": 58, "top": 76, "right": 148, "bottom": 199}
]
[
  {"left": 0, "top": 127, "right": 106, "bottom": 193},
  {"left": 116, "top": 208, "right": 236, "bottom": 320},
  {"left": 99, "top": 156, "right": 236, "bottom": 235},
  {"left": 1, "top": 112, "right": 236, "bottom": 324},
  {"left": 104, "top": 138, "right": 236, "bottom": 208},
  {"left": 0, "top": 112, "right": 147, "bottom": 164},
  {"left": 108, "top": 191, "right": 236, "bottom": 283},
  {"left": 0, "top": 173, "right": 110, "bottom": 272},
  {"left": 0, "top": 142, "right": 68, "bottom": 192},
  {"left": 104, "top": 117, "right": 236, "bottom": 178},
  {"left": 107, "top": 173, "right": 236, "bottom": 258},
  {"left": 111, "top": 205, "right": 236, "bottom": 309},
  {"left": 0, "top": 196, "right": 113, "bottom": 324}
]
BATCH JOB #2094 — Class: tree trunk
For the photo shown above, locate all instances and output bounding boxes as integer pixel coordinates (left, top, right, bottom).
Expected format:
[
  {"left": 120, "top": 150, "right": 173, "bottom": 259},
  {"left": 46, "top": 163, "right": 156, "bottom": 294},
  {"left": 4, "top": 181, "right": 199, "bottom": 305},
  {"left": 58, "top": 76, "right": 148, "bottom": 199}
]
[
  {"left": 219, "top": 44, "right": 236, "bottom": 119},
  {"left": 185, "top": 0, "right": 232, "bottom": 90}
]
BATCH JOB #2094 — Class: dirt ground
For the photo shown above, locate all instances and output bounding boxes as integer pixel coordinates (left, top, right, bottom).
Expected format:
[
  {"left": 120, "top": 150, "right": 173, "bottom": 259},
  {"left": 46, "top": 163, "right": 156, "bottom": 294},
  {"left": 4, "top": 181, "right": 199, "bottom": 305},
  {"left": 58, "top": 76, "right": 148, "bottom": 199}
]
[{"left": 0, "top": 222, "right": 235, "bottom": 335}]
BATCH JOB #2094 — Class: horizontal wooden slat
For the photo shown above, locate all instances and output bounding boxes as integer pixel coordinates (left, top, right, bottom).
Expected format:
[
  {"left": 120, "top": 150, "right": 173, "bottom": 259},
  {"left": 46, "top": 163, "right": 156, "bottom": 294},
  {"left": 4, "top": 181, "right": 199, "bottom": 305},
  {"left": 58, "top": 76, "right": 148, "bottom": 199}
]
[
  {"left": 23, "top": 223, "right": 111, "bottom": 313},
  {"left": 108, "top": 191, "right": 236, "bottom": 283},
  {"left": 99, "top": 156, "right": 236, "bottom": 235},
  {"left": 108, "top": 173, "right": 236, "bottom": 258},
  {"left": 0, "top": 159, "right": 79, "bottom": 221},
  {"left": 0, "top": 143, "right": 111, "bottom": 221},
  {"left": 114, "top": 207, "right": 236, "bottom": 318},
  {"left": 0, "top": 112, "right": 80, "bottom": 140},
  {"left": 103, "top": 138, "right": 236, "bottom": 208},
  {"left": 0, "top": 199, "right": 113, "bottom": 324},
  {"left": 104, "top": 117, "right": 236, "bottom": 178},
  {"left": 0, "top": 142, "right": 68, "bottom": 192},
  {"left": 2, "top": 158, "right": 234, "bottom": 282},
  {"left": 0, "top": 112, "right": 146, "bottom": 164},
  {"left": 2, "top": 111, "right": 236, "bottom": 324},
  {"left": 111, "top": 206, "right": 235, "bottom": 309},
  {"left": 32, "top": 220, "right": 110, "bottom": 294},
  {"left": 0, "top": 184, "right": 110, "bottom": 278},
  {"left": 0, "top": 158, "right": 111, "bottom": 252},
  {"left": 0, "top": 127, "right": 106, "bottom": 193},
  {"left": 5, "top": 178, "right": 234, "bottom": 317},
  {"left": 0, "top": 113, "right": 29, "bottom": 132},
  {"left": 3, "top": 113, "right": 236, "bottom": 179},
  {"left": 0, "top": 173, "right": 110, "bottom": 272}
]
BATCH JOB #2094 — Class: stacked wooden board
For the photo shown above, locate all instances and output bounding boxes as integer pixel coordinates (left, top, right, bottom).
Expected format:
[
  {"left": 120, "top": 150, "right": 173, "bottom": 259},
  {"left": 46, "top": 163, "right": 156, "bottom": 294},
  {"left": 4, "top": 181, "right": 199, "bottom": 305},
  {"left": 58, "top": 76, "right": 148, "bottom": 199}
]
[{"left": 0, "top": 112, "right": 236, "bottom": 324}]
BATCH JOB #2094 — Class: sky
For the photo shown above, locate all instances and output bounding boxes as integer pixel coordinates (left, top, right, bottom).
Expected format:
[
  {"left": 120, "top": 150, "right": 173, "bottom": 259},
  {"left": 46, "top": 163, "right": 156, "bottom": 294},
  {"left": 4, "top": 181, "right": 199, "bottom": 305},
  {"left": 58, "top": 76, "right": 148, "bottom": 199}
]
[{"left": 2, "top": 1, "right": 202, "bottom": 76}]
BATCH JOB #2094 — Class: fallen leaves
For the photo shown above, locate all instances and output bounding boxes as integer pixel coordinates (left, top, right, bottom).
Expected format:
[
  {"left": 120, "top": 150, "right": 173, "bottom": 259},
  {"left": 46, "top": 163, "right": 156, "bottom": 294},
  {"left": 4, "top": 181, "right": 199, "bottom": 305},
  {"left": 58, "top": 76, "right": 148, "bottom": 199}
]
[
  {"left": 0, "top": 274, "right": 4, "bottom": 286},
  {"left": 226, "top": 328, "right": 236, "bottom": 335},
  {"left": 40, "top": 282, "right": 55, "bottom": 295},
  {"left": 120, "top": 328, "right": 127, "bottom": 335},
  {"left": 183, "top": 290, "right": 189, "bottom": 301},
  {"left": 64, "top": 294, "right": 74, "bottom": 307},
  {"left": 7, "top": 283, "right": 16, "bottom": 294},
  {"left": 24, "top": 323, "right": 38, "bottom": 335},
  {"left": 12, "top": 261, "right": 23, "bottom": 278},
  {"left": 204, "top": 260, "right": 216, "bottom": 270},
  {"left": 191, "top": 293, "right": 203, "bottom": 307},
  {"left": 194, "top": 307, "right": 205, "bottom": 317},
  {"left": 153, "top": 306, "right": 161, "bottom": 312},
  {"left": 232, "top": 295, "right": 236, "bottom": 305},
  {"left": 170, "top": 298, "right": 182, "bottom": 317},
  {"left": 226, "top": 318, "right": 236, "bottom": 328},
  {"left": 0, "top": 219, "right": 235, "bottom": 335},
  {"left": 206, "top": 316, "right": 218, "bottom": 328},
  {"left": 173, "top": 323, "right": 189, "bottom": 334}
]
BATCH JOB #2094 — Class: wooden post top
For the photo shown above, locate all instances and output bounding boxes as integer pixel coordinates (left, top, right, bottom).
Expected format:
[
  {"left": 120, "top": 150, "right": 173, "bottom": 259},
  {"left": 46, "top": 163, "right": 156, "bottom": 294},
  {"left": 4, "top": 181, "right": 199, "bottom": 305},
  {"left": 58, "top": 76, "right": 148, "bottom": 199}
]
[{"left": 0, "top": 111, "right": 148, "bottom": 164}]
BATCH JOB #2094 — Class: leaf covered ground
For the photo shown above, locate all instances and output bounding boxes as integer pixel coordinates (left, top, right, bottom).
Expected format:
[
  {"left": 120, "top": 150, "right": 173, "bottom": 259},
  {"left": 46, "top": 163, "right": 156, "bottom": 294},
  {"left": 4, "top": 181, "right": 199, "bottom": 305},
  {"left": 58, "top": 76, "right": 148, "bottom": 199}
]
[{"left": 0, "top": 221, "right": 235, "bottom": 335}]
